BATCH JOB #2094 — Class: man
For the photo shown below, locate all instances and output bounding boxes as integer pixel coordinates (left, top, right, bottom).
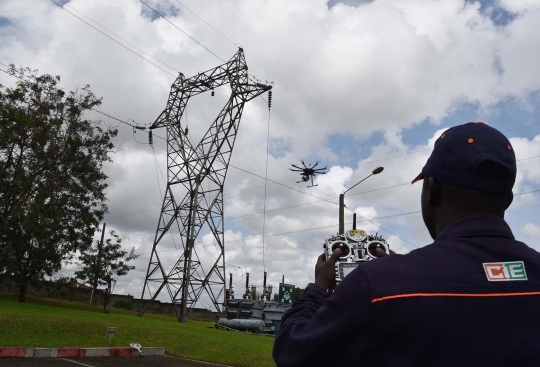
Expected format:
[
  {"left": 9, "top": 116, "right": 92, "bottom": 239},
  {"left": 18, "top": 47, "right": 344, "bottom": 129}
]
[{"left": 273, "top": 122, "right": 540, "bottom": 366}]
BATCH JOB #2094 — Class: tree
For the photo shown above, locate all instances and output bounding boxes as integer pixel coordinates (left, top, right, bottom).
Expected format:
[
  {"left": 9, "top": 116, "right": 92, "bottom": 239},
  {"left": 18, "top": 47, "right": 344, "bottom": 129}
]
[
  {"left": 75, "top": 228, "right": 138, "bottom": 313},
  {"left": 0, "top": 66, "right": 117, "bottom": 302},
  {"left": 250, "top": 287, "right": 261, "bottom": 301}
]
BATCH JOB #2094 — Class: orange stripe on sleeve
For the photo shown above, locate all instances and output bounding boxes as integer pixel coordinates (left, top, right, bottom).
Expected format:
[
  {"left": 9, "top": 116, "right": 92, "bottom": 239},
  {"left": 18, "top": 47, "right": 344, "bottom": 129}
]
[{"left": 372, "top": 291, "right": 540, "bottom": 304}]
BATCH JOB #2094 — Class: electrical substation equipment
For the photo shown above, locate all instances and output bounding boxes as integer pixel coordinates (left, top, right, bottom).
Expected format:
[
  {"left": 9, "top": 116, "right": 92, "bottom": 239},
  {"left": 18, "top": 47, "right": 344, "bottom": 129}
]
[{"left": 138, "top": 48, "right": 272, "bottom": 323}]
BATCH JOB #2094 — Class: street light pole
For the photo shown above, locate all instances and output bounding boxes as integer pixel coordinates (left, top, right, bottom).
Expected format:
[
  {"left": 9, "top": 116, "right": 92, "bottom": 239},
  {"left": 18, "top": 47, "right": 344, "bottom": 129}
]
[
  {"left": 338, "top": 167, "right": 384, "bottom": 235},
  {"left": 339, "top": 193, "right": 345, "bottom": 235}
]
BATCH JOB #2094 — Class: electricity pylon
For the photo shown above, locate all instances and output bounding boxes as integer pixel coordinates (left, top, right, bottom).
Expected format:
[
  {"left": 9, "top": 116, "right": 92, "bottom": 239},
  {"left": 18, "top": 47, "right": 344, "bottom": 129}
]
[{"left": 138, "top": 48, "right": 271, "bottom": 322}]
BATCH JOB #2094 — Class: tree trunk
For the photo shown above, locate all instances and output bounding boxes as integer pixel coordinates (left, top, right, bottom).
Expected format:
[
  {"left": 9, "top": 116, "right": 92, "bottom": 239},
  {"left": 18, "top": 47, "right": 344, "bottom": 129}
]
[
  {"left": 18, "top": 281, "right": 27, "bottom": 303},
  {"left": 103, "top": 280, "right": 111, "bottom": 314},
  {"left": 103, "top": 290, "right": 109, "bottom": 313}
]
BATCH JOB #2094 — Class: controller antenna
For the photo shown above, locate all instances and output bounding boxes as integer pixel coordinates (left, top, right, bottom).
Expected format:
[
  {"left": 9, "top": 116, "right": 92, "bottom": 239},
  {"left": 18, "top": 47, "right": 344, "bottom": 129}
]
[{"left": 353, "top": 213, "right": 357, "bottom": 230}]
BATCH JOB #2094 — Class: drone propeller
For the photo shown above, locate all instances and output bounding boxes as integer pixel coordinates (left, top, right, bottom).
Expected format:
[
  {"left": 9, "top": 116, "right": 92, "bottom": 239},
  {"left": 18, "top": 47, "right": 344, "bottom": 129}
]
[
  {"left": 291, "top": 164, "right": 304, "bottom": 170},
  {"left": 290, "top": 168, "right": 303, "bottom": 172},
  {"left": 301, "top": 160, "right": 308, "bottom": 169},
  {"left": 312, "top": 162, "right": 319, "bottom": 169}
]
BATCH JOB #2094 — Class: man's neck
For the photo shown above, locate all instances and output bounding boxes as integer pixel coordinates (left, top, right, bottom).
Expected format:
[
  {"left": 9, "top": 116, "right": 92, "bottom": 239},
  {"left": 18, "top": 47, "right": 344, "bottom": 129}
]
[{"left": 435, "top": 209, "right": 505, "bottom": 238}]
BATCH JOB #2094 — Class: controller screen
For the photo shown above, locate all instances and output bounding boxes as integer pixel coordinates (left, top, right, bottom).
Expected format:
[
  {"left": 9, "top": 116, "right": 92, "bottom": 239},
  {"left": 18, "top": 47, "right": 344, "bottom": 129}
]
[{"left": 340, "top": 263, "right": 358, "bottom": 278}]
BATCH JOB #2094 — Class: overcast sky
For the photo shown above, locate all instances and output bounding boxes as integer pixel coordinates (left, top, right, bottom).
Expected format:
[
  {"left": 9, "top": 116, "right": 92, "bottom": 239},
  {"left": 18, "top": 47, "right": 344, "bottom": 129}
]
[{"left": 1, "top": 0, "right": 540, "bottom": 309}]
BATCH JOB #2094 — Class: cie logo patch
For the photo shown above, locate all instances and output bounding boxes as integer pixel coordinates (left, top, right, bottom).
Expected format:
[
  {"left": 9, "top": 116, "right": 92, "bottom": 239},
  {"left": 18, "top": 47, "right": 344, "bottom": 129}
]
[{"left": 483, "top": 261, "right": 527, "bottom": 281}]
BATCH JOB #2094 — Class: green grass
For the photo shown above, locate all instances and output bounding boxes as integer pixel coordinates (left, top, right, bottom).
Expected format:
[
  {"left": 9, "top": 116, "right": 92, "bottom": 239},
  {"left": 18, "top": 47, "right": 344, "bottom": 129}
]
[{"left": 0, "top": 293, "right": 275, "bottom": 367}]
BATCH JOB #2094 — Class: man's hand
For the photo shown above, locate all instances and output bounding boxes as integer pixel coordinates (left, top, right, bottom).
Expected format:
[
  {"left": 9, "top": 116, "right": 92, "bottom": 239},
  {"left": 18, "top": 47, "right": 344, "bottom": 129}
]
[
  {"left": 315, "top": 249, "right": 341, "bottom": 292},
  {"left": 376, "top": 248, "right": 396, "bottom": 257}
]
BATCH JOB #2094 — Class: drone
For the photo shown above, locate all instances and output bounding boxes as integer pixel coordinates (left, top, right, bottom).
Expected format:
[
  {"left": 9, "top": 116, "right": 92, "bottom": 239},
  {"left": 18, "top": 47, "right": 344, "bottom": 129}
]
[{"left": 290, "top": 161, "right": 328, "bottom": 188}]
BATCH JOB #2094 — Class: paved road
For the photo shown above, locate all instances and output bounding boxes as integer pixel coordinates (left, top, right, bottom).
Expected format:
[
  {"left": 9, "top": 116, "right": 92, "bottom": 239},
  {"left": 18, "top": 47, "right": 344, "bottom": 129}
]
[{"left": 0, "top": 356, "right": 229, "bottom": 367}]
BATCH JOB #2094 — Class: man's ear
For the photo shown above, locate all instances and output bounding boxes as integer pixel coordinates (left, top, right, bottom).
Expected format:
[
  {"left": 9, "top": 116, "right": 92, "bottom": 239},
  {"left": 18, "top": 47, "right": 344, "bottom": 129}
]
[{"left": 425, "top": 176, "right": 440, "bottom": 206}]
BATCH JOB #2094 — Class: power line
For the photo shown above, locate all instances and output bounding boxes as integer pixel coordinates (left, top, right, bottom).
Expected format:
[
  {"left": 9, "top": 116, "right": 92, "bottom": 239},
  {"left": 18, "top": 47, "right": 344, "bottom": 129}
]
[
  {"left": 107, "top": 182, "right": 397, "bottom": 221},
  {"left": 224, "top": 183, "right": 411, "bottom": 220},
  {"left": 47, "top": 0, "right": 176, "bottom": 77},
  {"left": 49, "top": 0, "right": 269, "bottom": 107},
  {"left": 164, "top": 0, "right": 269, "bottom": 105},
  {"left": 504, "top": 123, "right": 540, "bottom": 133},
  {"left": 172, "top": 0, "right": 237, "bottom": 47},
  {"left": 16, "top": 86, "right": 540, "bottom": 242},
  {"left": 230, "top": 164, "right": 340, "bottom": 207},
  {"left": 14, "top": 71, "right": 536, "bottom": 204},
  {"left": 516, "top": 154, "right": 540, "bottom": 162},
  {"left": 139, "top": 0, "right": 269, "bottom": 105},
  {"left": 128, "top": 209, "right": 423, "bottom": 243},
  {"left": 109, "top": 207, "right": 159, "bottom": 220},
  {"left": 123, "top": 185, "right": 540, "bottom": 246},
  {"left": 4, "top": 70, "right": 539, "bottom": 245},
  {"left": 229, "top": 151, "right": 540, "bottom": 248},
  {"left": 227, "top": 153, "right": 540, "bottom": 220},
  {"left": 231, "top": 177, "right": 299, "bottom": 194},
  {"left": 90, "top": 108, "right": 166, "bottom": 142},
  {"left": 62, "top": 104, "right": 540, "bottom": 165},
  {"left": 54, "top": 103, "right": 540, "bottom": 224},
  {"left": 106, "top": 175, "right": 304, "bottom": 220},
  {"left": 107, "top": 154, "right": 540, "bottom": 224},
  {"left": 357, "top": 122, "right": 540, "bottom": 167},
  {"left": 357, "top": 148, "right": 432, "bottom": 166},
  {"left": 62, "top": 2, "right": 179, "bottom": 74},
  {"left": 194, "top": 238, "right": 246, "bottom": 276},
  {"left": 91, "top": 109, "right": 136, "bottom": 126},
  {"left": 229, "top": 152, "right": 540, "bottom": 216},
  {"left": 8, "top": 0, "right": 540, "bottom": 169},
  {"left": 514, "top": 188, "right": 540, "bottom": 197},
  {"left": 139, "top": 0, "right": 226, "bottom": 63},
  {"left": 345, "top": 205, "right": 418, "bottom": 248}
]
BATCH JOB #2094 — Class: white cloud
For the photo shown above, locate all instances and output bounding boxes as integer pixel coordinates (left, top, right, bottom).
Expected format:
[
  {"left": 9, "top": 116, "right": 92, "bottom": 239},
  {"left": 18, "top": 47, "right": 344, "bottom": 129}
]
[
  {"left": 314, "top": 165, "right": 353, "bottom": 195},
  {"left": 509, "top": 134, "right": 540, "bottom": 191},
  {"left": 386, "top": 235, "right": 408, "bottom": 255},
  {"left": 354, "top": 206, "right": 377, "bottom": 220},
  {"left": 499, "top": 0, "right": 540, "bottom": 13},
  {"left": 523, "top": 223, "right": 540, "bottom": 239}
]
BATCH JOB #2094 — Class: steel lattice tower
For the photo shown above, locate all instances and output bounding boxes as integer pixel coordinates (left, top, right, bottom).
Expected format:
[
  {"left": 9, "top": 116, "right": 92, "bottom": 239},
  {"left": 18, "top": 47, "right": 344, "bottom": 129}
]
[{"left": 138, "top": 48, "right": 271, "bottom": 322}]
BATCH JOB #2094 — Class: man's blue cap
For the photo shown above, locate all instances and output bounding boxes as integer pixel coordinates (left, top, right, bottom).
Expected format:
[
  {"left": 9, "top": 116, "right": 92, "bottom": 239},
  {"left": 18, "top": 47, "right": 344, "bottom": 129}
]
[{"left": 412, "top": 122, "right": 516, "bottom": 194}]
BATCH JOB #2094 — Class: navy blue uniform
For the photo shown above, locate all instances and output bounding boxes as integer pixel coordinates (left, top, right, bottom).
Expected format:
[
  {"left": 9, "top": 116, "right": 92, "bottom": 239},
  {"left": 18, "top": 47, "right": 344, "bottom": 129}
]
[{"left": 273, "top": 216, "right": 540, "bottom": 366}]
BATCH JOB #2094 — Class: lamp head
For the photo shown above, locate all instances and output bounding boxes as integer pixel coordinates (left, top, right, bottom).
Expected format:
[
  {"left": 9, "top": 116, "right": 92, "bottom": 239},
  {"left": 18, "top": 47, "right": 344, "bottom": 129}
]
[{"left": 372, "top": 166, "right": 384, "bottom": 175}]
